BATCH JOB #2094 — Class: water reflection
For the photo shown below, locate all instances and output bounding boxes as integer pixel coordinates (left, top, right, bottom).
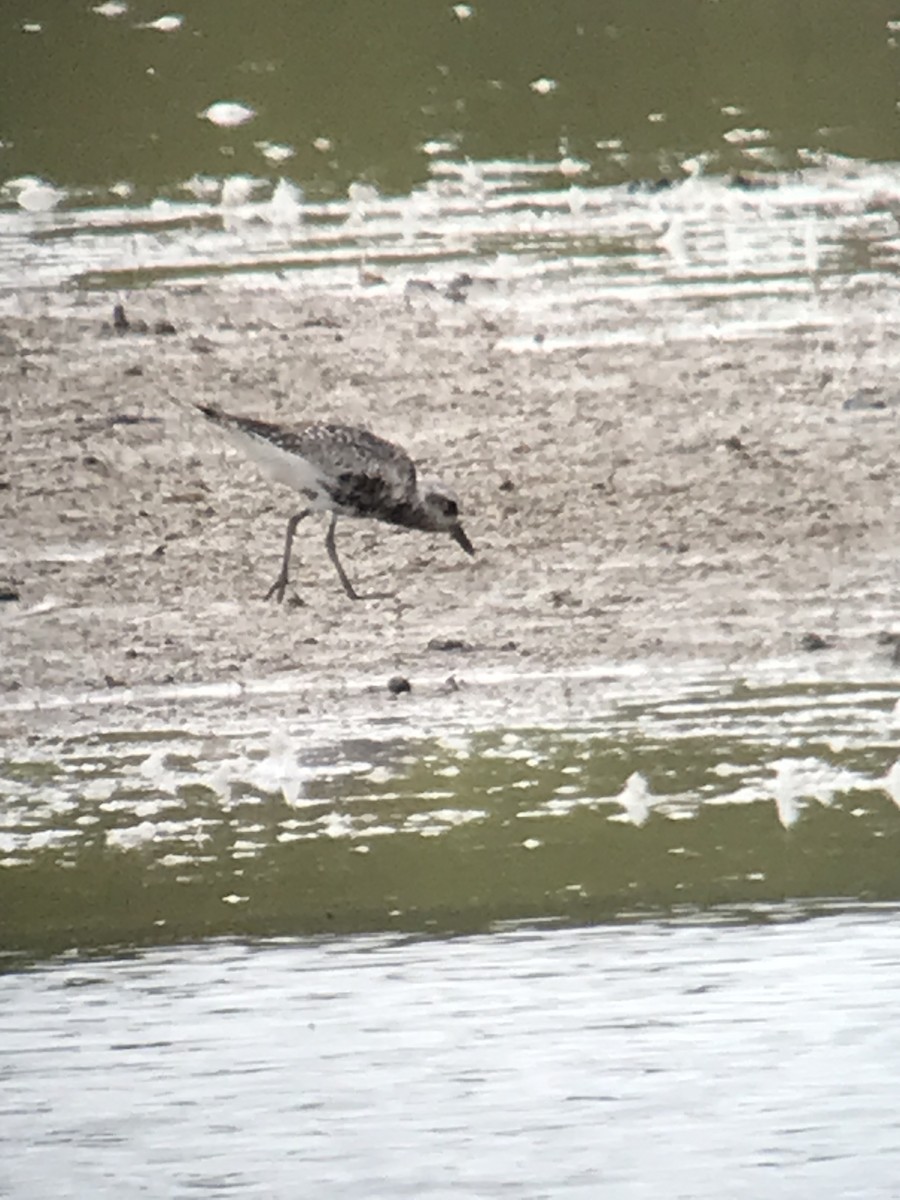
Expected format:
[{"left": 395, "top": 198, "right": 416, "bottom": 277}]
[
  {"left": 4, "top": 0, "right": 900, "bottom": 345},
  {"left": 3, "top": 915, "right": 900, "bottom": 1198},
  {"left": 3, "top": 670, "right": 899, "bottom": 960}
]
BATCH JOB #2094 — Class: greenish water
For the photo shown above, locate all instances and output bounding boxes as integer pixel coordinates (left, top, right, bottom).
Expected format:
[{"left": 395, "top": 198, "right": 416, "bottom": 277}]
[
  {"left": 5, "top": 12, "right": 900, "bottom": 1194},
  {"left": 4, "top": 0, "right": 900, "bottom": 196},
  {"left": 3, "top": 670, "right": 899, "bottom": 963},
  {"left": 3, "top": 0, "right": 900, "bottom": 337}
]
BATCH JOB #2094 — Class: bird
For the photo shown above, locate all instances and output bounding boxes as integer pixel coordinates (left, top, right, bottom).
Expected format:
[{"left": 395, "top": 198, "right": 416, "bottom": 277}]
[{"left": 194, "top": 402, "right": 475, "bottom": 602}]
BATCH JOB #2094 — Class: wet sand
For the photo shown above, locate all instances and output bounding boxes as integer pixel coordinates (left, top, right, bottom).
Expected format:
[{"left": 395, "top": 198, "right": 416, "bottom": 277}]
[{"left": 2, "top": 282, "right": 899, "bottom": 733}]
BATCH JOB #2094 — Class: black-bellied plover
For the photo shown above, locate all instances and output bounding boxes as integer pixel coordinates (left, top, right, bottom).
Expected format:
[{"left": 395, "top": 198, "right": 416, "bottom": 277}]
[{"left": 195, "top": 403, "right": 475, "bottom": 602}]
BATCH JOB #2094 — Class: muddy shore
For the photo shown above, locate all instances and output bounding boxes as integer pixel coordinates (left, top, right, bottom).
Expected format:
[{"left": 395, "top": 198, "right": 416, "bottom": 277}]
[{"left": 2, "top": 281, "right": 899, "bottom": 734}]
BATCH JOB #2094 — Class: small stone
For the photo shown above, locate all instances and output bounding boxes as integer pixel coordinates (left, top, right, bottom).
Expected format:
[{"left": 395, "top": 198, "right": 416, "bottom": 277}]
[
  {"left": 498, "top": 478, "right": 515, "bottom": 492},
  {"left": 104, "top": 674, "right": 125, "bottom": 688},
  {"left": 445, "top": 273, "right": 472, "bottom": 302},
  {"left": 387, "top": 675, "right": 411, "bottom": 695},
  {"left": 549, "top": 589, "right": 581, "bottom": 608},
  {"left": 800, "top": 632, "right": 829, "bottom": 652},
  {"left": 0, "top": 587, "right": 20, "bottom": 602},
  {"left": 149, "top": 544, "right": 166, "bottom": 559},
  {"left": 153, "top": 320, "right": 177, "bottom": 335},
  {"left": 109, "top": 413, "right": 153, "bottom": 427},
  {"left": 843, "top": 387, "right": 895, "bottom": 411},
  {"left": 124, "top": 364, "right": 144, "bottom": 377},
  {"left": 112, "top": 303, "right": 129, "bottom": 332},
  {"left": 427, "top": 637, "right": 473, "bottom": 652},
  {"left": 301, "top": 314, "right": 341, "bottom": 329}
]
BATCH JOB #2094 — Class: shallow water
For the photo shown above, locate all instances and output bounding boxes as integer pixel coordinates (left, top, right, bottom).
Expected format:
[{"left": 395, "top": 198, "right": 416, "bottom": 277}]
[
  {"left": 4, "top": 914, "right": 900, "bottom": 1198},
  {"left": 4, "top": 10, "right": 900, "bottom": 1194},
  {"left": 4, "top": 1, "right": 900, "bottom": 345},
  {"left": 3, "top": 664, "right": 899, "bottom": 960}
]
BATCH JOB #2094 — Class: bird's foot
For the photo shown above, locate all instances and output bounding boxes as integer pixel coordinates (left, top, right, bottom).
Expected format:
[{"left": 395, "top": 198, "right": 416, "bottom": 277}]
[{"left": 264, "top": 574, "right": 290, "bottom": 603}]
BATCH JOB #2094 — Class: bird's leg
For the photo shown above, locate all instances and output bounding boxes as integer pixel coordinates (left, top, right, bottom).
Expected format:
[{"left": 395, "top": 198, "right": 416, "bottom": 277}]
[
  {"left": 324, "top": 513, "right": 395, "bottom": 601},
  {"left": 324, "top": 512, "right": 361, "bottom": 601},
  {"left": 264, "top": 510, "right": 310, "bottom": 602}
]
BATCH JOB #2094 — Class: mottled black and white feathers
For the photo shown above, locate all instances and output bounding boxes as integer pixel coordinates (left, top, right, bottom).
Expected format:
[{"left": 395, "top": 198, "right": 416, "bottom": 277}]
[{"left": 194, "top": 402, "right": 474, "bottom": 601}]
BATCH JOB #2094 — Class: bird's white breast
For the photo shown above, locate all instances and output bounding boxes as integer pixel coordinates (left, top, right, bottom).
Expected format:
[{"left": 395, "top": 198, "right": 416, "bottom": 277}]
[{"left": 221, "top": 426, "right": 334, "bottom": 510}]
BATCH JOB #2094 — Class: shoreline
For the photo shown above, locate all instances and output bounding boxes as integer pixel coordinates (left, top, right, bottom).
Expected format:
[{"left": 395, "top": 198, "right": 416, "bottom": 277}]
[{"left": 3, "top": 281, "right": 900, "bottom": 736}]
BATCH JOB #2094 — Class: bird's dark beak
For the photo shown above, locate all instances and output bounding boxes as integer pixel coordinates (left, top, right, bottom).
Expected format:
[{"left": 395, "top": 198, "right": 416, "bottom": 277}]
[{"left": 450, "top": 523, "right": 475, "bottom": 556}]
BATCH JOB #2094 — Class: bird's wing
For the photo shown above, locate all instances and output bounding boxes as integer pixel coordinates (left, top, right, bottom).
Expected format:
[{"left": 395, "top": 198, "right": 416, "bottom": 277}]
[
  {"left": 194, "top": 405, "right": 417, "bottom": 508},
  {"left": 293, "top": 424, "right": 418, "bottom": 498}
]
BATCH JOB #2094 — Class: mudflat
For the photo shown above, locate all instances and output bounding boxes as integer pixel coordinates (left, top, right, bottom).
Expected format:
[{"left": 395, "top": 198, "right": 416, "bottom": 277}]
[{"left": 3, "top": 283, "right": 899, "bottom": 728}]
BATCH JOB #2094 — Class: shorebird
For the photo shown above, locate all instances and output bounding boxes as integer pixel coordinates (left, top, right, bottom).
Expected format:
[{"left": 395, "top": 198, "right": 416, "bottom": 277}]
[{"left": 194, "top": 403, "right": 474, "bottom": 602}]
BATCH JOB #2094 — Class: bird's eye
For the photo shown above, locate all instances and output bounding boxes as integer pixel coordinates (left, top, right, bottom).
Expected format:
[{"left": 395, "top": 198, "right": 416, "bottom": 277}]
[{"left": 443, "top": 497, "right": 458, "bottom": 518}]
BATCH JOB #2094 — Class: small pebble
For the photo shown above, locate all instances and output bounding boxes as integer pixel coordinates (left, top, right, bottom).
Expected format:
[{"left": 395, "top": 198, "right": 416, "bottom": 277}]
[
  {"left": 387, "top": 675, "right": 411, "bottom": 695},
  {"left": 427, "top": 637, "right": 473, "bottom": 652},
  {"left": 800, "top": 632, "right": 829, "bottom": 652}
]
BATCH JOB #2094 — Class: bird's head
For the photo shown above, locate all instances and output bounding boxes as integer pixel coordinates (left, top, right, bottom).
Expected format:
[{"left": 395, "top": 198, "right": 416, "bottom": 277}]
[{"left": 420, "top": 479, "right": 475, "bottom": 556}]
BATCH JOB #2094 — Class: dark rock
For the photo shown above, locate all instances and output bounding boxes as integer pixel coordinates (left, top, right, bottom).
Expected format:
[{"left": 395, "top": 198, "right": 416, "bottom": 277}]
[
  {"left": 498, "top": 478, "right": 515, "bottom": 492},
  {"left": 112, "top": 303, "right": 129, "bottom": 332},
  {"left": 549, "top": 589, "right": 582, "bottom": 608},
  {"left": 427, "top": 637, "right": 473, "bottom": 652},
  {"left": 108, "top": 413, "right": 162, "bottom": 427},
  {"left": 302, "top": 315, "right": 341, "bottom": 329},
  {"left": 153, "top": 320, "right": 177, "bottom": 335},
  {"left": 104, "top": 674, "right": 125, "bottom": 688},
  {"left": 800, "top": 632, "right": 829, "bottom": 652},
  {"left": 728, "top": 172, "right": 775, "bottom": 191},
  {"left": 445, "top": 273, "right": 473, "bottom": 302},
  {"left": 124, "top": 364, "right": 144, "bottom": 377},
  {"left": 387, "top": 674, "right": 411, "bottom": 695},
  {"left": 0, "top": 587, "right": 20, "bottom": 602},
  {"left": 499, "top": 640, "right": 518, "bottom": 651},
  {"left": 843, "top": 387, "right": 897, "bottom": 411},
  {"left": 627, "top": 178, "right": 673, "bottom": 194}
]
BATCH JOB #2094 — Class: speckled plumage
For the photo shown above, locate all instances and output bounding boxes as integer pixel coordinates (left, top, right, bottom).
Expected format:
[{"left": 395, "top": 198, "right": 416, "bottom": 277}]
[{"left": 195, "top": 402, "right": 474, "bottom": 601}]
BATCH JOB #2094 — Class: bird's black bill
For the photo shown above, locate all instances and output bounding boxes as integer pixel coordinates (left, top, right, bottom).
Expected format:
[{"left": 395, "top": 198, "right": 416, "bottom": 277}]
[{"left": 450, "top": 523, "right": 475, "bottom": 556}]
